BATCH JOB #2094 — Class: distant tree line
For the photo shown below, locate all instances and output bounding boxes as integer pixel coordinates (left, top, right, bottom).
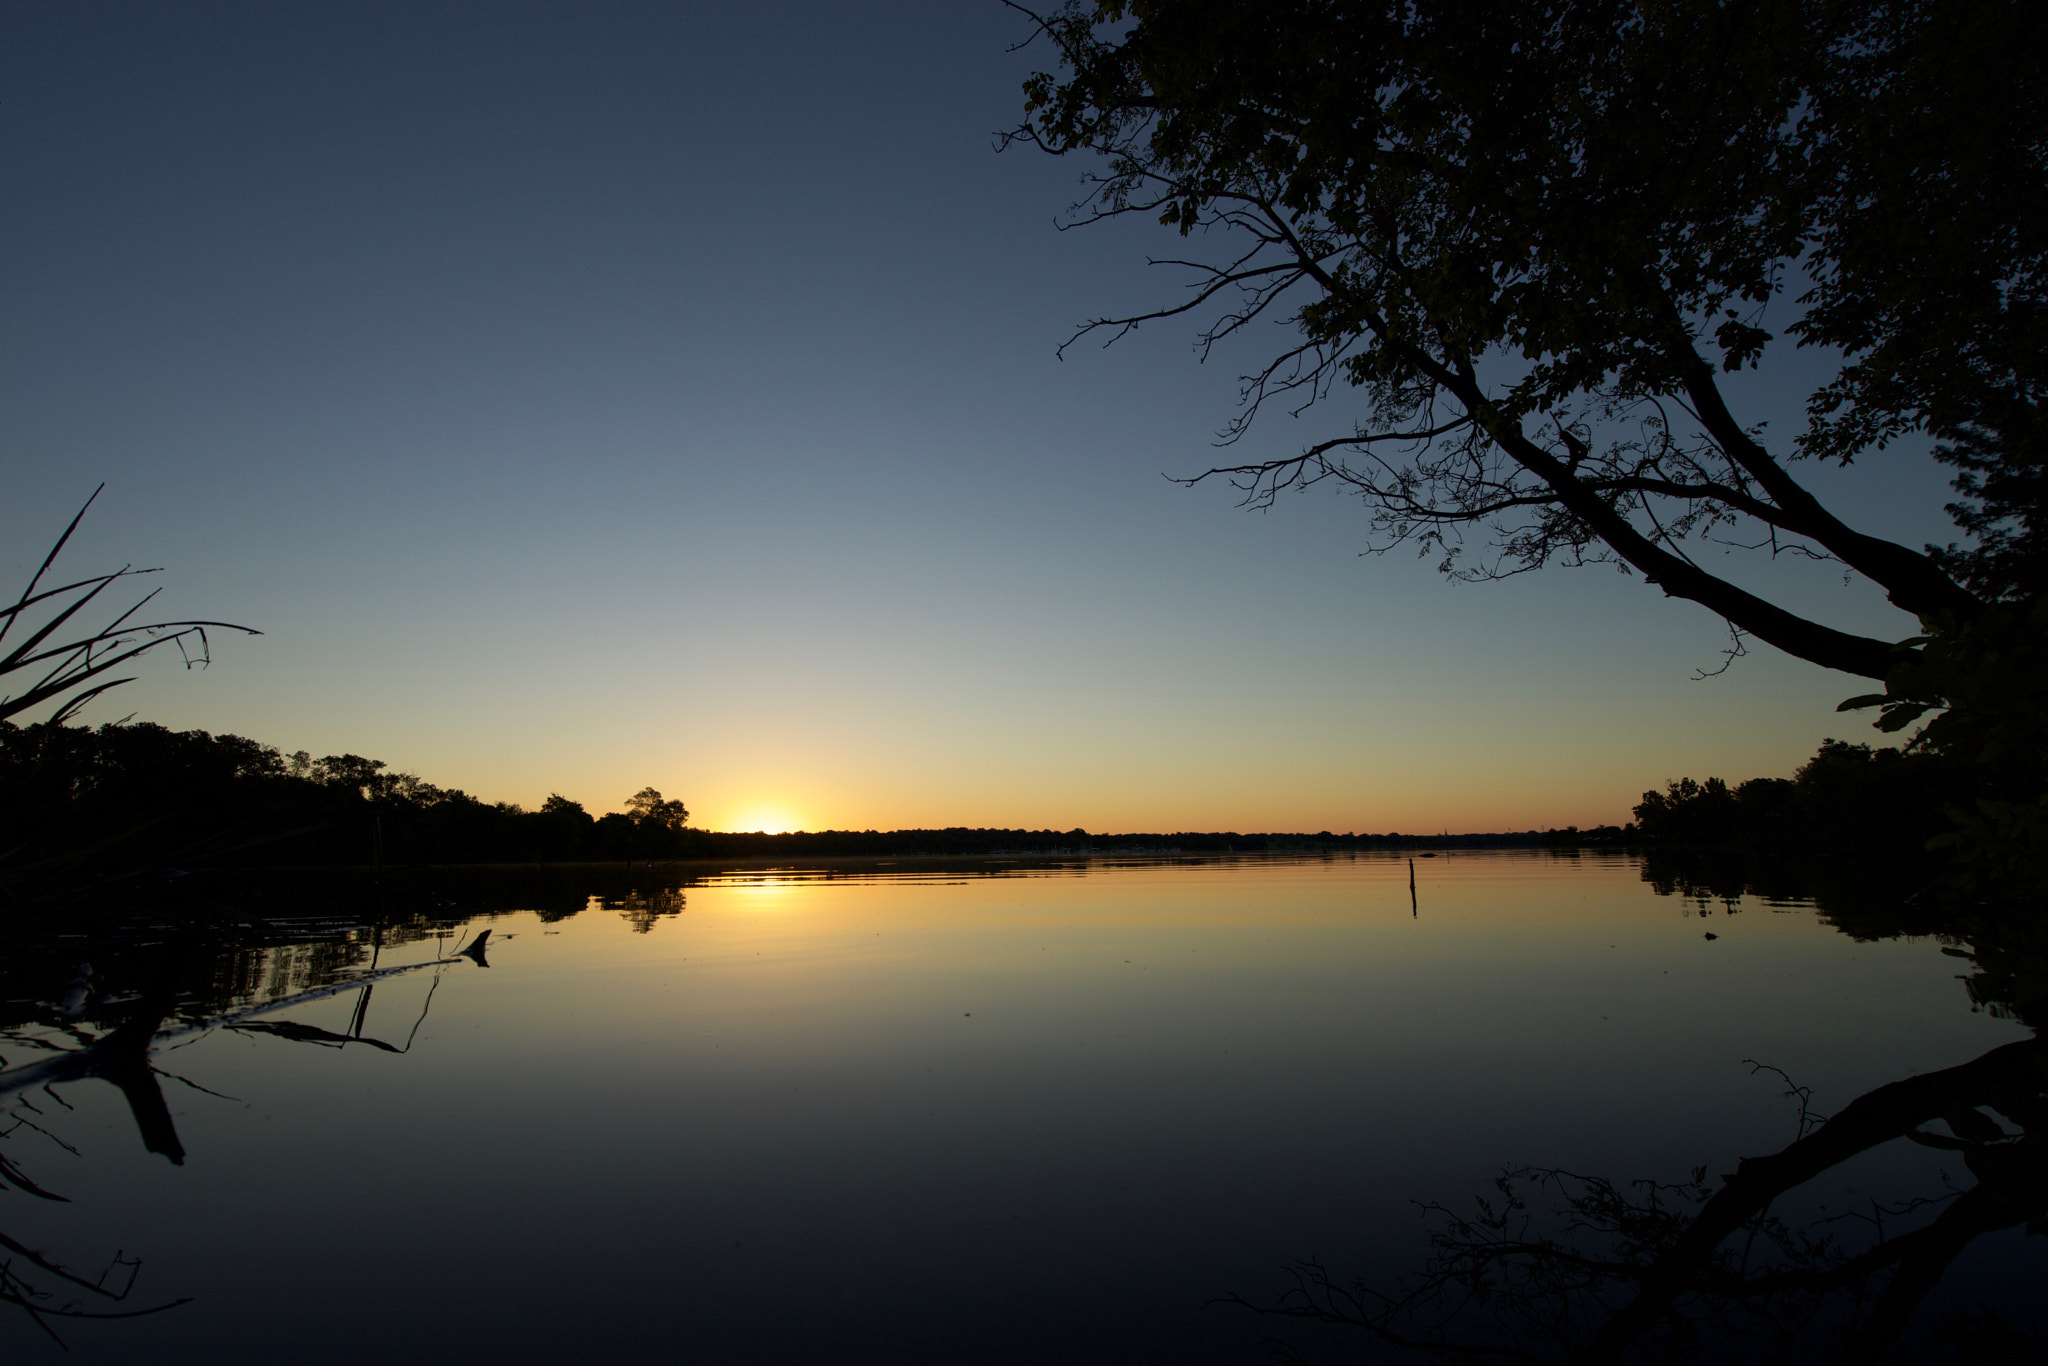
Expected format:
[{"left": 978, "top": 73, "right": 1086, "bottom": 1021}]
[
  {"left": 1, "top": 720, "right": 1572, "bottom": 888},
  {"left": 4, "top": 720, "right": 1993, "bottom": 895},
  {"left": 0, "top": 721, "right": 697, "bottom": 882},
  {"left": 682, "top": 828, "right": 1549, "bottom": 858}
]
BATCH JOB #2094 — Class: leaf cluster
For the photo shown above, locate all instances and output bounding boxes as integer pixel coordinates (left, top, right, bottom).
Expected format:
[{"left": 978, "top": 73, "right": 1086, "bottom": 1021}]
[{"left": 1837, "top": 599, "right": 2048, "bottom": 895}]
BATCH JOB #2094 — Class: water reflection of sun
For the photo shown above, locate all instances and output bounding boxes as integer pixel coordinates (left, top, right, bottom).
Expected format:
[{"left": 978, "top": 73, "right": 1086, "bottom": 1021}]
[{"left": 728, "top": 875, "right": 799, "bottom": 902}]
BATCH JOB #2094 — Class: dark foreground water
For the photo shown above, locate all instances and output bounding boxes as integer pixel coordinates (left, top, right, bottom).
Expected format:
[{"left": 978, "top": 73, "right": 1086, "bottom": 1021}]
[{"left": 0, "top": 852, "right": 2039, "bottom": 1363}]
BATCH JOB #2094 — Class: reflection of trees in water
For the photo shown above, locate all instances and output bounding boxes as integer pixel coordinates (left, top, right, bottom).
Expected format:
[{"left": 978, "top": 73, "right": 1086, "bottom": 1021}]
[
  {"left": 0, "top": 955, "right": 197, "bottom": 1345},
  {"left": 0, "top": 931, "right": 477, "bottom": 1348},
  {"left": 0, "top": 1139, "right": 174, "bottom": 1346},
  {"left": 1243, "top": 883, "right": 2048, "bottom": 1362},
  {"left": 1637, "top": 849, "right": 1847, "bottom": 913},
  {"left": 0, "top": 1155, "right": 191, "bottom": 1346},
  {"left": 593, "top": 886, "right": 687, "bottom": 934},
  {"left": 199, "top": 935, "right": 383, "bottom": 1012},
  {"left": 1638, "top": 850, "right": 2048, "bottom": 1031},
  {"left": 0, "top": 862, "right": 711, "bottom": 1040},
  {"left": 0, "top": 908, "right": 477, "bottom": 1044},
  {"left": 0, "top": 865, "right": 703, "bottom": 1347},
  {"left": 182, "top": 911, "right": 474, "bottom": 1025},
  {"left": 1242, "top": 1036, "right": 2048, "bottom": 1362}
]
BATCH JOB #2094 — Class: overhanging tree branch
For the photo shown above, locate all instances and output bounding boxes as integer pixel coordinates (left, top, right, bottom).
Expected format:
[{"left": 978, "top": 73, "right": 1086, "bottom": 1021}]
[{"left": 1005, "top": 0, "right": 2028, "bottom": 681}]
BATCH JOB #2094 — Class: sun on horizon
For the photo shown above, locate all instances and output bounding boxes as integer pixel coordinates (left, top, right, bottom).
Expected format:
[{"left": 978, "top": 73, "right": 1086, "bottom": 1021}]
[{"left": 722, "top": 807, "right": 805, "bottom": 836}]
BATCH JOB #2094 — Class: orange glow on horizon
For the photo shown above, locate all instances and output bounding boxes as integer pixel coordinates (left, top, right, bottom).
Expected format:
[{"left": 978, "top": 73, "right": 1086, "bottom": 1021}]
[{"left": 722, "top": 807, "right": 804, "bottom": 836}]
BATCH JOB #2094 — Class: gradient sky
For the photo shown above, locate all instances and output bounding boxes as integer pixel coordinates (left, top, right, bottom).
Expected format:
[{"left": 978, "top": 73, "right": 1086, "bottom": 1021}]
[{"left": 0, "top": 1, "right": 1957, "bottom": 834}]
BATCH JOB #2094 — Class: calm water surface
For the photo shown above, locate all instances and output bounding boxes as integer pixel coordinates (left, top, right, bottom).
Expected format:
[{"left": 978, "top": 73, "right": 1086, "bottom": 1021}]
[{"left": 1, "top": 853, "right": 2036, "bottom": 1362}]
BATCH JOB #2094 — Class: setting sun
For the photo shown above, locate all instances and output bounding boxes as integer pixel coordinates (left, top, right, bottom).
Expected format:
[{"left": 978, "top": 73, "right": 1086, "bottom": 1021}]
[{"left": 726, "top": 807, "right": 803, "bottom": 836}]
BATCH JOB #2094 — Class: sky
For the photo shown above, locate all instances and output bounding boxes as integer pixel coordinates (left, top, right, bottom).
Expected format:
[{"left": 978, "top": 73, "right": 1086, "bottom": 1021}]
[{"left": 0, "top": 1, "right": 1960, "bottom": 834}]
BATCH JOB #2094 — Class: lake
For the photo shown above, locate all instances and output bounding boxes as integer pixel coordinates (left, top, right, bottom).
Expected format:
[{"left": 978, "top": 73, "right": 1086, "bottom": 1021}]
[{"left": 1, "top": 851, "right": 2039, "bottom": 1363}]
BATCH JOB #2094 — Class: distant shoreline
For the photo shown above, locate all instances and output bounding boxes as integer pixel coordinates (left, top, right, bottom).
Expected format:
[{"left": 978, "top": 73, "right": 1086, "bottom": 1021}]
[{"left": 191, "top": 831, "right": 1637, "bottom": 877}]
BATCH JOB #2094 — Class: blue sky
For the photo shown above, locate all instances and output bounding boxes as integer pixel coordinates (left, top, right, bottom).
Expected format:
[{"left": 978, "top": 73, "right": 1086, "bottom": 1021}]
[{"left": 0, "top": 1, "right": 1953, "bottom": 832}]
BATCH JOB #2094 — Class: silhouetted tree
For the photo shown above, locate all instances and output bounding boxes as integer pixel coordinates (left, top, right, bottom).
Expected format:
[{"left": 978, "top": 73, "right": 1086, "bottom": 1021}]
[
  {"left": 537, "top": 793, "right": 595, "bottom": 858},
  {"left": 1839, "top": 601, "right": 2048, "bottom": 896},
  {"left": 312, "top": 753, "right": 389, "bottom": 799},
  {"left": 1007, "top": 0, "right": 2044, "bottom": 680},
  {"left": 624, "top": 786, "right": 689, "bottom": 830},
  {"left": 1631, "top": 738, "right": 1957, "bottom": 857},
  {"left": 1929, "top": 422, "right": 2048, "bottom": 607}
]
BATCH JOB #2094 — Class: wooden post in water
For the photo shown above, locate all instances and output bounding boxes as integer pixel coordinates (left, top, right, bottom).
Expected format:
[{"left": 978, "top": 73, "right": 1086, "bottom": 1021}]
[{"left": 1409, "top": 858, "right": 1417, "bottom": 916}]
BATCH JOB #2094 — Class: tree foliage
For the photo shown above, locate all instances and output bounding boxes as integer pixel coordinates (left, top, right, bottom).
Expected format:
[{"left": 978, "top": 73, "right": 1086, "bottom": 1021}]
[
  {"left": 1008, "top": 0, "right": 2046, "bottom": 679},
  {"left": 0, "top": 721, "right": 698, "bottom": 887},
  {"left": 1836, "top": 598, "right": 2048, "bottom": 894},
  {"left": 1631, "top": 737, "right": 1957, "bottom": 856},
  {"left": 624, "top": 786, "right": 690, "bottom": 831},
  {"left": 1929, "top": 424, "right": 2048, "bottom": 605}
]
